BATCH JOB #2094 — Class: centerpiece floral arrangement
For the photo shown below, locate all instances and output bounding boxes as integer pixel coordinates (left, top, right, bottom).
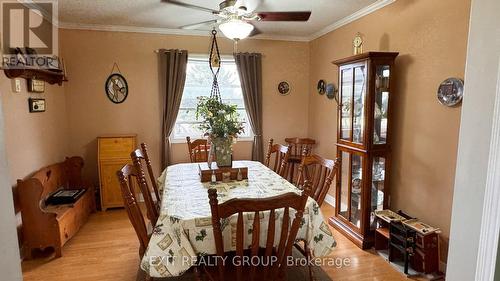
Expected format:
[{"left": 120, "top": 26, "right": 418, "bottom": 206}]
[{"left": 196, "top": 96, "right": 245, "bottom": 167}]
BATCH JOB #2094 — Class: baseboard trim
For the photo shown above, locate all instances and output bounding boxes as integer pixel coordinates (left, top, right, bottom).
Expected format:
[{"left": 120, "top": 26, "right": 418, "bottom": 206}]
[{"left": 324, "top": 194, "right": 335, "bottom": 207}]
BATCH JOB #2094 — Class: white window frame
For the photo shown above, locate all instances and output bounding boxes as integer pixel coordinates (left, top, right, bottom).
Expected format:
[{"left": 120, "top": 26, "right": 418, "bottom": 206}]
[{"left": 170, "top": 54, "right": 254, "bottom": 143}]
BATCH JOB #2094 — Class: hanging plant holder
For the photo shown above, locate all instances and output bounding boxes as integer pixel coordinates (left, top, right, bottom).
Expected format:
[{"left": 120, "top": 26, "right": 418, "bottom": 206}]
[{"left": 209, "top": 29, "right": 222, "bottom": 102}]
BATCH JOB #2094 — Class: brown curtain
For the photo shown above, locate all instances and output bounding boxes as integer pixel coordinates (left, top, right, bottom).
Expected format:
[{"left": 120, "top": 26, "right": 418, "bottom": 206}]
[
  {"left": 159, "top": 49, "right": 188, "bottom": 168},
  {"left": 234, "top": 52, "right": 263, "bottom": 162}
]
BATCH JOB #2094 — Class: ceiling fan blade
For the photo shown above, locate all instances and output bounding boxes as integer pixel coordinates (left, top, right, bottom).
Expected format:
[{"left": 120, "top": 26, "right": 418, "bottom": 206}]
[
  {"left": 180, "top": 20, "right": 219, "bottom": 30},
  {"left": 257, "top": 11, "right": 311, "bottom": 21},
  {"left": 161, "top": 0, "right": 219, "bottom": 14},
  {"left": 248, "top": 25, "right": 262, "bottom": 37}
]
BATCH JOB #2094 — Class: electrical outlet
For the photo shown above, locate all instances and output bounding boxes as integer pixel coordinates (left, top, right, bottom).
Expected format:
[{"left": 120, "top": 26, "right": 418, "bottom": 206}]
[{"left": 13, "top": 79, "right": 22, "bottom": 93}]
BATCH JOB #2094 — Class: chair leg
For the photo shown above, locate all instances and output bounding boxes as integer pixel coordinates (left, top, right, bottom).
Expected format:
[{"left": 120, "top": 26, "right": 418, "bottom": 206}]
[{"left": 304, "top": 241, "right": 315, "bottom": 281}]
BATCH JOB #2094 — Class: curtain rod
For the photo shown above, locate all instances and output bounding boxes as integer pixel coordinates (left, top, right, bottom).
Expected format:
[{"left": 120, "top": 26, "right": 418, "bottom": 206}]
[{"left": 153, "top": 50, "right": 264, "bottom": 58}]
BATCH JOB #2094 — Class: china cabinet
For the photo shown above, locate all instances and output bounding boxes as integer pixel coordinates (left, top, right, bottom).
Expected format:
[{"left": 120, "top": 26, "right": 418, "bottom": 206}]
[{"left": 329, "top": 52, "right": 398, "bottom": 249}]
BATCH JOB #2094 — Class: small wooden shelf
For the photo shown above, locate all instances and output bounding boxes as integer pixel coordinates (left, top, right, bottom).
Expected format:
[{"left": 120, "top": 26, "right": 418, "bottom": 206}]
[
  {"left": 3, "top": 66, "right": 67, "bottom": 85},
  {"left": 376, "top": 227, "right": 390, "bottom": 239}
]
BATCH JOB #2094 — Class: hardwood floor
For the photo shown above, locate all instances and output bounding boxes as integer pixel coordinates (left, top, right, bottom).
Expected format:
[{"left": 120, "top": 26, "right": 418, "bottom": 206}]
[{"left": 22, "top": 204, "right": 417, "bottom": 281}]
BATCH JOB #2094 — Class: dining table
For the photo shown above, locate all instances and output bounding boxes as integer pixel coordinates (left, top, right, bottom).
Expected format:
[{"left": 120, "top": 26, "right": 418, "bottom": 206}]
[{"left": 140, "top": 160, "right": 336, "bottom": 278}]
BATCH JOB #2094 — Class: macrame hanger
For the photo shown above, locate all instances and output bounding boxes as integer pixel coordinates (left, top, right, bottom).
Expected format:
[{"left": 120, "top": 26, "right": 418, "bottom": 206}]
[
  {"left": 209, "top": 29, "right": 222, "bottom": 102},
  {"left": 110, "top": 62, "right": 122, "bottom": 75}
]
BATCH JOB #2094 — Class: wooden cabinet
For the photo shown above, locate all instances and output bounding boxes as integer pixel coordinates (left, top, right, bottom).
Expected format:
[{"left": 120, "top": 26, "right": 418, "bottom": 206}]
[
  {"left": 98, "top": 135, "right": 136, "bottom": 211},
  {"left": 329, "top": 52, "right": 398, "bottom": 249}
]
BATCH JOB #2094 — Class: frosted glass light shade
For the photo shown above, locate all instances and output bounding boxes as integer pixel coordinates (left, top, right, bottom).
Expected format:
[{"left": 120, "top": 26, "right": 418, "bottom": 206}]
[{"left": 219, "top": 19, "right": 254, "bottom": 40}]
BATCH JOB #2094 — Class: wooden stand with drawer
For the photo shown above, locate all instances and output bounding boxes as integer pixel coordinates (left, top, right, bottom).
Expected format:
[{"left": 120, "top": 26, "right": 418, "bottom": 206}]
[{"left": 98, "top": 135, "right": 136, "bottom": 211}]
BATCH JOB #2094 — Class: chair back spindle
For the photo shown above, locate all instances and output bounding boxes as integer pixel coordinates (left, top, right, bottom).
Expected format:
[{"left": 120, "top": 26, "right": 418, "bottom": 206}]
[
  {"left": 264, "top": 139, "right": 291, "bottom": 177},
  {"left": 208, "top": 181, "right": 312, "bottom": 281},
  {"left": 296, "top": 155, "right": 340, "bottom": 206},
  {"left": 130, "top": 150, "right": 160, "bottom": 225},
  {"left": 186, "top": 137, "right": 211, "bottom": 163},
  {"left": 140, "top": 143, "right": 161, "bottom": 201},
  {"left": 116, "top": 164, "right": 150, "bottom": 257}
]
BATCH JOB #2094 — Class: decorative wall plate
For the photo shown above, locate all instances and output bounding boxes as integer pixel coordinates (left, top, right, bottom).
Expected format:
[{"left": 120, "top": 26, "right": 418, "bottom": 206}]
[
  {"left": 326, "top": 83, "right": 336, "bottom": 100},
  {"left": 317, "top": 79, "right": 326, "bottom": 95},
  {"left": 105, "top": 73, "right": 128, "bottom": 104},
  {"left": 437, "top": 78, "right": 464, "bottom": 107},
  {"left": 277, "top": 81, "right": 291, "bottom": 95}
]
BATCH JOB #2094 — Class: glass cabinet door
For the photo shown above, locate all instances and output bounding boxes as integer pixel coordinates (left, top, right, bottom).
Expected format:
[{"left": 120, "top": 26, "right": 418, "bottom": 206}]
[
  {"left": 373, "top": 65, "right": 390, "bottom": 145},
  {"left": 350, "top": 154, "right": 362, "bottom": 228},
  {"left": 340, "top": 68, "right": 353, "bottom": 141},
  {"left": 370, "top": 157, "right": 386, "bottom": 230},
  {"left": 352, "top": 66, "right": 366, "bottom": 144},
  {"left": 338, "top": 151, "right": 350, "bottom": 220},
  {"left": 337, "top": 149, "right": 364, "bottom": 230}
]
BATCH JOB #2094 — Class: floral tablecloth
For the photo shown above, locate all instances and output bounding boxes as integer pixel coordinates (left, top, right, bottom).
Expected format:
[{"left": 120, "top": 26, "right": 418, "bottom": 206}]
[{"left": 141, "top": 160, "right": 336, "bottom": 278}]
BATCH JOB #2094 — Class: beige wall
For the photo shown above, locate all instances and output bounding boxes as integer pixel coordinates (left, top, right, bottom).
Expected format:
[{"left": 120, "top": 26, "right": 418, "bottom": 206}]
[
  {"left": 308, "top": 0, "right": 471, "bottom": 262},
  {"left": 0, "top": 78, "right": 69, "bottom": 187},
  {"left": 59, "top": 29, "right": 310, "bottom": 184}
]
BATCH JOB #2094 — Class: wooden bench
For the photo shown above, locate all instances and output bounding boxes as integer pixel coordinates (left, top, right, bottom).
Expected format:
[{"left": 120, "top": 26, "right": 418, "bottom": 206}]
[{"left": 17, "top": 156, "right": 96, "bottom": 259}]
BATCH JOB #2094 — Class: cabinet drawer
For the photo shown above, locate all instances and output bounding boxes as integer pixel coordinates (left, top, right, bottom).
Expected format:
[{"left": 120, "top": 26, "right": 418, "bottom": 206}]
[{"left": 98, "top": 137, "right": 135, "bottom": 159}]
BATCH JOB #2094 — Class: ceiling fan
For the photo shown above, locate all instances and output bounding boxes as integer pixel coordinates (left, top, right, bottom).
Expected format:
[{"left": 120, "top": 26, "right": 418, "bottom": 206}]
[{"left": 161, "top": 0, "right": 311, "bottom": 40}]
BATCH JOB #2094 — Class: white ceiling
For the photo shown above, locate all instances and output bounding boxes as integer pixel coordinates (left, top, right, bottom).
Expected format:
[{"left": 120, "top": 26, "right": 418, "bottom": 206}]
[{"left": 57, "top": 0, "right": 392, "bottom": 40}]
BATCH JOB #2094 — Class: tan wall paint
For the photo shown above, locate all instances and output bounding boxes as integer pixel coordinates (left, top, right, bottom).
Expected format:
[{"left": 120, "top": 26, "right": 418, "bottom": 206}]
[
  {"left": 308, "top": 0, "right": 471, "bottom": 262},
  {"left": 0, "top": 79, "right": 69, "bottom": 186},
  {"left": 59, "top": 29, "right": 310, "bottom": 184}
]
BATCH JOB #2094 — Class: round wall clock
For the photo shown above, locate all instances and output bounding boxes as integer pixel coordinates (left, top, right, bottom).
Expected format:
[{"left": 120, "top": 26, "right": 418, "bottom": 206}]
[
  {"left": 105, "top": 73, "right": 128, "bottom": 104},
  {"left": 317, "top": 79, "right": 326, "bottom": 95},
  {"left": 277, "top": 81, "right": 291, "bottom": 95},
  {"left": 437, "top": 77, "right": 464, "bottom": 107}
]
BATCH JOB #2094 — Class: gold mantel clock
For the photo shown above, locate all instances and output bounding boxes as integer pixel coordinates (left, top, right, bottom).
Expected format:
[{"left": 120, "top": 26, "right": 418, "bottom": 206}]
[{"left": 353, "top": 33, "right": 363, "bottom": 55}]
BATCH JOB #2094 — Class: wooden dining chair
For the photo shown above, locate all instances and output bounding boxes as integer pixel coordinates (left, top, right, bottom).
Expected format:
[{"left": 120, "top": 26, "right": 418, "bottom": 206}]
[
  {"left": 186, "top": 137, "right": 211, "bottom": 163},
  {"left": 284, "top": 137, "right": 316, "bottom": 182},
  {"left": 264, "top": 139, "right": 291, "bottom": 177},
  {"left": 116, "top": 164, "right": 150, "bottom": 257},
  {"left": 205, "top": 181, "right": 312, "bottom": 281},
  {"left": 296, "top": 154, "right": 340, "bottom": 206},
  {"left": 140, "top": 142, "right": 161, "bottom": 201},
  {"left": 130, "top": 149, "right": 160, "bottom": 226},
  {"left": 294, "top": 155, "right": 340, "bottom": 280}
]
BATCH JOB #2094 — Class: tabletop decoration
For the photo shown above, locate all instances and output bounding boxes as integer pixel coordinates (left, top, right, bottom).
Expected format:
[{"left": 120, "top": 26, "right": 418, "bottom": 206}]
[{"left": 195, "top": 29, "right": 245, "bottom": 167}]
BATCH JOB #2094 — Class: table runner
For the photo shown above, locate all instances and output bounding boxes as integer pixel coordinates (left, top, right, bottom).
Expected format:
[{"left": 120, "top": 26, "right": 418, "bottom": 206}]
[{"left": 141, "top": 161, "right": 336, "bottom": 278}]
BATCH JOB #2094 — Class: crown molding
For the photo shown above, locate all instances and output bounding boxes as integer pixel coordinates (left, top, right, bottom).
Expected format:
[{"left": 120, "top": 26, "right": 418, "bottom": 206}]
[
  {"left": 308, "top": 0, "right": 396, "bottom": 41},
  {"left": 58, "top": 0, "right": 396, "bottom": 43},
  {"left": 58, "top": 22, "right": 310, "bottom": 42}
]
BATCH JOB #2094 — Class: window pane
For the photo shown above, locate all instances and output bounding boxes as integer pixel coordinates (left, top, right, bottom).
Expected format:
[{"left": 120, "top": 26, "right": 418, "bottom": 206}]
[{"left": 172, "top": 58, "right": 253, "bottom": 140}]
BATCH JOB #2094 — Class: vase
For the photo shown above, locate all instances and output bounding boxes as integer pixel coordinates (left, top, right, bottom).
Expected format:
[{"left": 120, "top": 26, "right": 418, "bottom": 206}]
[{"left": 211, "top": 137, "right": 233, "bottom": 167}]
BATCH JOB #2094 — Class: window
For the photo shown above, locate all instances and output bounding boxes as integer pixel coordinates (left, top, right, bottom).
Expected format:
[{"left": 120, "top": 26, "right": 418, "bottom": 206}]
[{"left": 171, "top": 56, "right": 253, "bottom": 141}]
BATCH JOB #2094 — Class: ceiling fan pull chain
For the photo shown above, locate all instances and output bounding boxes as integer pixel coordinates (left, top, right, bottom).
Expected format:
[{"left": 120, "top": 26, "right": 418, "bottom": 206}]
[{"left": 209, "top": 29, "right": 222, "bottom": 102}]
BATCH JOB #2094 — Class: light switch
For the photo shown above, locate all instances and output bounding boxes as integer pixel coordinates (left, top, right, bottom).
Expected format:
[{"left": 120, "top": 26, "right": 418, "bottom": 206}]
[{"left": 13, "top": 79, "right": 22, "bottom": 93}]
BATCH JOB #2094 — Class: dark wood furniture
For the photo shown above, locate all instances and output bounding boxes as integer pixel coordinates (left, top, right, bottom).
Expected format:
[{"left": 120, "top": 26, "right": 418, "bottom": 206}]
[
  {"left": 389, "top": 220, "right": 416, "bottom": 275},
  {"left": 130, "top": 149, "right": 160, "bottom": 226},
  {"left": 264, "top": 139, "right": 290, "bottom": 177},
  {"left": 329, "top": 52, "right": 399, "bottom": 249},
  {"left": 296, "top": 155, "right": 340, "bottom": 206},
  {"left": 17, "top": 156, "right": 95, "bottom": 259},
  {"left": 186, "top": 136, "right": 211, "bottom": 163},
  {"left": 411, "top": 231, "right": 439, "bottom": 274},
  {"left": 116, "top": 164, "right": 150, "bottom": 257},
  {"left": 205, "top": 181, "right": 312, "bottom": 281},
  {"left": 284, "top": 137, "right": 316, "bottom": 182},
  {"left": 3, "top": 66, "right": 67, "bottom": 85}
]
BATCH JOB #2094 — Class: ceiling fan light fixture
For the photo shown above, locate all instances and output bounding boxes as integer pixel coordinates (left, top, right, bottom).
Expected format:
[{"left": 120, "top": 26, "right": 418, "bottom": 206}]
[{"left": 219, "top": 19, "right": 254, "bottom": 40}]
